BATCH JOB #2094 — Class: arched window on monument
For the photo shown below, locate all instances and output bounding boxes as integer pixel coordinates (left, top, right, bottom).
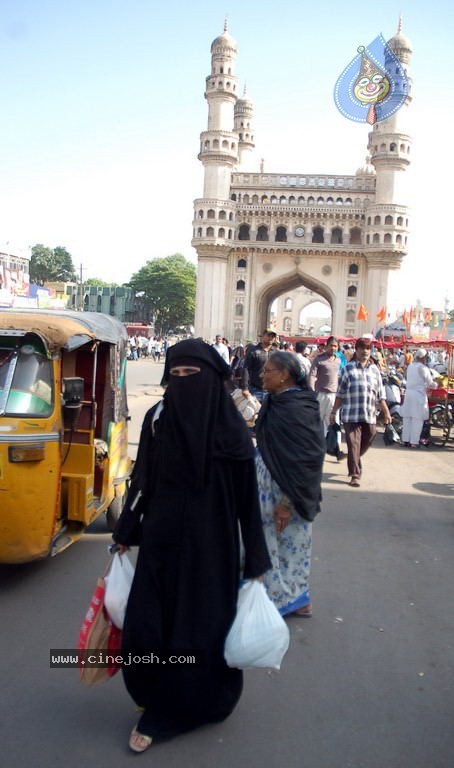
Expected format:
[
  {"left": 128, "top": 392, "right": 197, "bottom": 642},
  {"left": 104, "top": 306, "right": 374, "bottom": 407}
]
[
  {"left": 385, "top": 215, "right": 393, "bottom": 225},
  {"left": 350, "top": 227, "right": 362, "bottom": 244},
  {"left": 349, "top": 263, "right": 359, "bottom": 275},
  {"left": 373, "top": 233, "right": 380, "bottom": 243},
  {"left": 207, "top": 209, "right": 215, "bottom": 219},
  {"left": 198, "top": 210, "right": 204, "bottom": 219},
  {"left": 283, "top": 317, "right": 292, "bottom": 332},
  {"left": 237, "top": 258, "right": 247, "bottom": 268},
  {"left": 238, "top": 224, "right": 250, "bottom": 240},
  {"left": 331, "top": 227, "right": 343, "bottom": 244},
  {"left": 284, "top": 298, "right": 292, "bottom": 310},
  {"left": 384, "top": 233, "right": 392, "bottom": 243},
  {"left": 275, "top": 226, "right": 287, "bottom": 242},
  {"left": 219, "top": 210, "right": 226, "bottom": 220},
  {"left": 256, "top": 225, "right": 269, "bottom": 241},
  {"left": 346, "top": 309, "right": 355, "bottom": 323},
  {"left": 312, "top": 226, "right": 324, "bottom": 243},
  {"left": 235, "top": 303, "right": 244, "bottom": 316},
  {"left": 347, "top": 285, "right": 357, "bottom": 297},
  {"left": 236, "top": 280, "right": 246, "bottom": 291},
  {"left": 397, "top": 216, "right": 403, "bottom": 226},
  {"left": 207, "top": 227, "right": 214, "bottom": 237},
  {"left": 218, "top": 228, "right": 225, "bottom": 238},
  {"left": 374, "top": 215, "right": 381, "bottom": 225}
]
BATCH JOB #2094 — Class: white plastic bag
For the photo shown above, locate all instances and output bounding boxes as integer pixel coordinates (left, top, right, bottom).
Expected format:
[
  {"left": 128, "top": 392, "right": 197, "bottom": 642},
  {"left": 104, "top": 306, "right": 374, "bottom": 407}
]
[
  {"left": 104, "top": 552, "right": 135, "bottom": 630},
  {"left": 224, "top": 580, "right": 290, "bottom": 670}
]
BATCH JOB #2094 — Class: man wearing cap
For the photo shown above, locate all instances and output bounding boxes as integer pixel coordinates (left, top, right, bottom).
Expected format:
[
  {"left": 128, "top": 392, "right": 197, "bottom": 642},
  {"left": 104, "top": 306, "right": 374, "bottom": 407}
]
[
  {"left": 329, "top": 338, "right": 391, "bottom": 487},
  {"left": 212, "top": 334, "right": 230, "bottom": 365},
  {"left": 241, "top": 329, "right": 277, "bottom": 403},
  {"left": 401, "top": 348, "right": 436, "bottom": 448}
]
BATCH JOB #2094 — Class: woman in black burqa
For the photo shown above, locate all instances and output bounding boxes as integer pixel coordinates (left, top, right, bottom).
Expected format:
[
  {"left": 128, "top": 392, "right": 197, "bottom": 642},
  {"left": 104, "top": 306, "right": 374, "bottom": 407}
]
[{"left": 113, "top": 338, "right": 271, "bottom": 752}]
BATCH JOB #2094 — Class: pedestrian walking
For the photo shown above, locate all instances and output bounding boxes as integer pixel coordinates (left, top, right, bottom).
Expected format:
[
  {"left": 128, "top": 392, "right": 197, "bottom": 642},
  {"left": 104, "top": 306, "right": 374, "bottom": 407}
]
[
  {"left": 308, "top": 335, "right": 344, "bottom": 460},
  {"left": 255, "top": 351, "right": 325, "bottom": 617},
  {"left": 241, "top": 329, "right": 277, "bottom": 403},
  {"left": 401, "top": 348, "right": 437, "bottom": 448},
  {"left": 330, "top": 338, "right": 391, "bottom": 487},
  {"left": 212, "top": 334, "right": 230, "bottom": 364},
  {"left": 112, "top": 338, "right": 271, "bottom": 753}
]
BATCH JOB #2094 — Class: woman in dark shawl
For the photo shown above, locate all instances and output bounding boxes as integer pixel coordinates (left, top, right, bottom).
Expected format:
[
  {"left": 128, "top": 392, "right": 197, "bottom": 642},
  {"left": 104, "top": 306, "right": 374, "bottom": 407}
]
[
  {"left": 113, "top": 338, "right": 271, "bottom": 752},
  {"left": 255, "top": 351, "right": 325, "bottom": 618}
]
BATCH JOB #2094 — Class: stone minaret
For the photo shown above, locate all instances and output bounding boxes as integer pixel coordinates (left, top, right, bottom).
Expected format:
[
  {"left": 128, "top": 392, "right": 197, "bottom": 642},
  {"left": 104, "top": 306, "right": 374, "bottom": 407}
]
[
  {"left": 363, "top": 17, "right": 413, "bottom": 319},
  {"left": 192, "top": 22, "right": 240, "bottom": 341},
  {"left": 234, "top": 85, "right": 255, "bottom": 169}
]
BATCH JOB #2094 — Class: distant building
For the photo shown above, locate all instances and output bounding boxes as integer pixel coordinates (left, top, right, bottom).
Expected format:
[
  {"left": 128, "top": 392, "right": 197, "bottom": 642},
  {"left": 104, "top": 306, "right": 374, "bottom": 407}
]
[
  {"left": 62, "top": 283, "right": 136, "bottom": 321},
  {"left": 0, "top": 245, "right": 31, "bottom": 307}
]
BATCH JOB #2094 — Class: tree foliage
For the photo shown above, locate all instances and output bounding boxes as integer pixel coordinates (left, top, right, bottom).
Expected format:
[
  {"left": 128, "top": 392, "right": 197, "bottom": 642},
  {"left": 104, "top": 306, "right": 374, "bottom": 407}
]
[
  {"left": 85, "top": 277, "right": 118, "bottom": 287},
  {"left": 30, "top": 244, "right": 77, "bottom": 284},
  {"left": 129, "top": 254, "right": 196, "bottom": 334}
]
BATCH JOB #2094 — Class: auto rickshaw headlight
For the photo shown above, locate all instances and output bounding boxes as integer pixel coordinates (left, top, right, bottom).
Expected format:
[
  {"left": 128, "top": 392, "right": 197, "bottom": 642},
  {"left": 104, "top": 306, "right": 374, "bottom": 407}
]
[{"left": 8, "top": 443, "right": 45, "bottom": 462}]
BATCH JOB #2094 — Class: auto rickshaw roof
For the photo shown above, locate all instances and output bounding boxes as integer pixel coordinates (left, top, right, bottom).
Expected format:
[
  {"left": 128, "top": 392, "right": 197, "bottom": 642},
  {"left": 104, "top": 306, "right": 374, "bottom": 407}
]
[{"left": 0, "top": 309, "right": 127, "bottom": 353}]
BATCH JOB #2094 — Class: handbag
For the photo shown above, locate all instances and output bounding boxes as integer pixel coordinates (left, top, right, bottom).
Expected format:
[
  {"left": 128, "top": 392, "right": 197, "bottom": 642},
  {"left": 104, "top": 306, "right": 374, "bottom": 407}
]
[
  {"left": 77, "top": 559, "right": 123, "bottom": 685},
  {"left": 104, "top": 552, "right": 135, "bottom": 630},
  {"left": 326, "top": 423, "right": 341, "bottom": 455},
  {"left": 224, "top": 580, "right": 290, "bottom": 670},
  {"left": 383, "top": 422, "right": 401, "bottom": 445},
  {"left": 231, "top": 388, "right": 261, "bottom": 424}
]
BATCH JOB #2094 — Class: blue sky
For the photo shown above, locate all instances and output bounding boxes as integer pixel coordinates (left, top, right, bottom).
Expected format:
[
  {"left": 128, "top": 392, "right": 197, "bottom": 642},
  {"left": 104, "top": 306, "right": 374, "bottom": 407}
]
[{"left": 1, "top": 0, "right": 453, "bottom": 313}]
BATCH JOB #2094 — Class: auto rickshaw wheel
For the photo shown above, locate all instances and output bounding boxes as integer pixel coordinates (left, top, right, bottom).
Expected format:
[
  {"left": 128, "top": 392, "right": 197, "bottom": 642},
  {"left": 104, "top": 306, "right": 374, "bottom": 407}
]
[{"left": 106, "top": 494, "right": 124, "bottom": 532}]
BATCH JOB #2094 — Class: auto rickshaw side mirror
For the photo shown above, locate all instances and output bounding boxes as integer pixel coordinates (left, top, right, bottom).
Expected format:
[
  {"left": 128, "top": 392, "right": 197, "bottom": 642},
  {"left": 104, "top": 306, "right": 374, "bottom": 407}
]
[{"left": 62, "top": 377, "right": 85, "bottom": 423}]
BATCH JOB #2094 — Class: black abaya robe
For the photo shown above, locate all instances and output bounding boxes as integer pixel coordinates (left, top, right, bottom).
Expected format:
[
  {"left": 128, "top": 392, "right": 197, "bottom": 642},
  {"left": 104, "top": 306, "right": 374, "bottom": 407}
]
[{"left": 114, "top": 402, "right": 271, "bottom": 739}]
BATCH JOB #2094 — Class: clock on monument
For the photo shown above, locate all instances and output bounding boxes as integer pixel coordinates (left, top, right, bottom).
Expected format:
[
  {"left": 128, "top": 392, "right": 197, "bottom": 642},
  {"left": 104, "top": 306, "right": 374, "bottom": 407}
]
[{"left": 295, "top": 226, "right": 305, "bottom": 237}]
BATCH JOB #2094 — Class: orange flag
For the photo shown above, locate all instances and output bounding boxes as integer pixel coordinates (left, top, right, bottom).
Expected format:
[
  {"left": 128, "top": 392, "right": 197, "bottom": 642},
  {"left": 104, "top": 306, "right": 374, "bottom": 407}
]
[
  {"left": 402, "top": 310, "right": 410, "bottom": 328},
  {"left": 424, "top": 308, "right": 432, "bottom": 323},
  {"left": 376, "top": 306, "right": 387, "bottom": 324},
  {"left": 357, "top": 304, "right": 369, "bottom": 321}
]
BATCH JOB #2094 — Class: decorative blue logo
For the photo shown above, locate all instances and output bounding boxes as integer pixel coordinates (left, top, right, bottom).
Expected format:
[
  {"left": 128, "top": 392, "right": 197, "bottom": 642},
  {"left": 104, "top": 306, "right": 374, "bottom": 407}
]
[{"left": 334, "top": 34, "right": 409, "bottom": 124}]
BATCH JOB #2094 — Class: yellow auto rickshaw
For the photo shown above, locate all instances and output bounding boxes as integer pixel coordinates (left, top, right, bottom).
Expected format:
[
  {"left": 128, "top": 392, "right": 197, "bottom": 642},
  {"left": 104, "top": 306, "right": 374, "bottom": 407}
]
[{"left": 0, "top": 309, "right": 132, "bottom": 564}]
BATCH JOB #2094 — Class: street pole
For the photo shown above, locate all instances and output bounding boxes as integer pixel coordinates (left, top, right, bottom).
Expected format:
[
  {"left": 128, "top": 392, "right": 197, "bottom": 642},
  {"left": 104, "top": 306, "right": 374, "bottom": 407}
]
[{"left": 79, "top": 263, "right": 84, "bottom": 311}]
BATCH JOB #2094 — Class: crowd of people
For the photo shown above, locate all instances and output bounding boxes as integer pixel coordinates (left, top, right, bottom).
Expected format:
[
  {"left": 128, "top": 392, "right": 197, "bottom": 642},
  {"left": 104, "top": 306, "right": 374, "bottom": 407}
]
[
  {"left": 112, "top": 331, "right": 446, "bottom": 752},
  {"left": 127, "top": 335, "right": 169, "bottom": 361}
]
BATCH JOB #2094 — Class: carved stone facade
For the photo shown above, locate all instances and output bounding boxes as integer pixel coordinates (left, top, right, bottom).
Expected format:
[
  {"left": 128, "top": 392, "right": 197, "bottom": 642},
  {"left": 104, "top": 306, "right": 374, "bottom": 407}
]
[{"left": 192, "top": 22, "right": 413, "bottom": 343}]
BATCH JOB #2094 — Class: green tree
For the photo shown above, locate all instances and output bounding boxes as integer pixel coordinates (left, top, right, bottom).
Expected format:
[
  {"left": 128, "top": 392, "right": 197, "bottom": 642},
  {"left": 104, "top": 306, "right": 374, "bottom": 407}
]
[
  {"left": 129, "top": 254, "right": 196, "bottom": 335},
  {"left": 85, "top": 278, "right": 118, "bottom": 287},
  {"left": 30, "top": 244, "right": 77, "bottom": 284}
]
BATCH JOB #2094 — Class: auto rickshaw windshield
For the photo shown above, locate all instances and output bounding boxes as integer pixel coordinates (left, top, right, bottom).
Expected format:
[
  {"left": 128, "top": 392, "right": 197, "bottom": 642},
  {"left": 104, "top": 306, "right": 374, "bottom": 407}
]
[{"left": 0, "top": 346, "right": 53, "bottom": 417}]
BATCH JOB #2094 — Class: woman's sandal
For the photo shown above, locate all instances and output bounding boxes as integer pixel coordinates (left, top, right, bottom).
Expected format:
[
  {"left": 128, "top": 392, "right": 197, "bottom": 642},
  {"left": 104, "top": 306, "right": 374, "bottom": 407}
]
[
  {"left": 129, "top": 726, "right": 153, "bottom": 753},
  {"left": 349, "top": 477, "right": 360, "bottom": 487},
  {"left": 293, "top": 604, "right": 313, "bottom": 618}
]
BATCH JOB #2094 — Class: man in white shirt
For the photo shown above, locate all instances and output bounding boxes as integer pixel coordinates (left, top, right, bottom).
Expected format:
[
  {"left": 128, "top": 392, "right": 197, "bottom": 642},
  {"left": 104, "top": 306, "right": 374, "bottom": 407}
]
[{"left": 212, "top": 334, "right": 230, "bottom": 364}]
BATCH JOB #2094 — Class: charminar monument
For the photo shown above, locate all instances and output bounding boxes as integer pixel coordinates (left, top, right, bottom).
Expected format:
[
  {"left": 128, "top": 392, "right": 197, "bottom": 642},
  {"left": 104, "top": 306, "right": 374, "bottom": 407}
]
[{"left": 192, "top": 20, "right": 413, "bottom": 343}]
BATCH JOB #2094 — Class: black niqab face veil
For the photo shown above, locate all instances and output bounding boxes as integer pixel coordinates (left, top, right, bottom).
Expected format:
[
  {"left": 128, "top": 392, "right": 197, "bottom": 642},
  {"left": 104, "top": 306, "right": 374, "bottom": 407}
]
[{"left": 153, "top": 339, "right": 253, "bottom": 491}]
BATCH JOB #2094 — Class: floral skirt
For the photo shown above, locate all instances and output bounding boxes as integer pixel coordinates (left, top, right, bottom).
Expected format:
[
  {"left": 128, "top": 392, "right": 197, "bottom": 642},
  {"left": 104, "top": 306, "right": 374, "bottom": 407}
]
[{"left": 255, "top": 450, "right": 312, "bottom": 615}]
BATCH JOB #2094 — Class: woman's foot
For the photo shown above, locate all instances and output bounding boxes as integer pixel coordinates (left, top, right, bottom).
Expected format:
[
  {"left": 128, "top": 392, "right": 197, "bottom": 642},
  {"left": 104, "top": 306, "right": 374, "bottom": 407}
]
[
  {"left": 349, "top": 476, "right": 360, "bottom": 487},
  {"left": 293, "top": 604, "right": 313, "bottom": 617},
  {"left": 129, "top": 726, "right": 153, "bottom": 753}
]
